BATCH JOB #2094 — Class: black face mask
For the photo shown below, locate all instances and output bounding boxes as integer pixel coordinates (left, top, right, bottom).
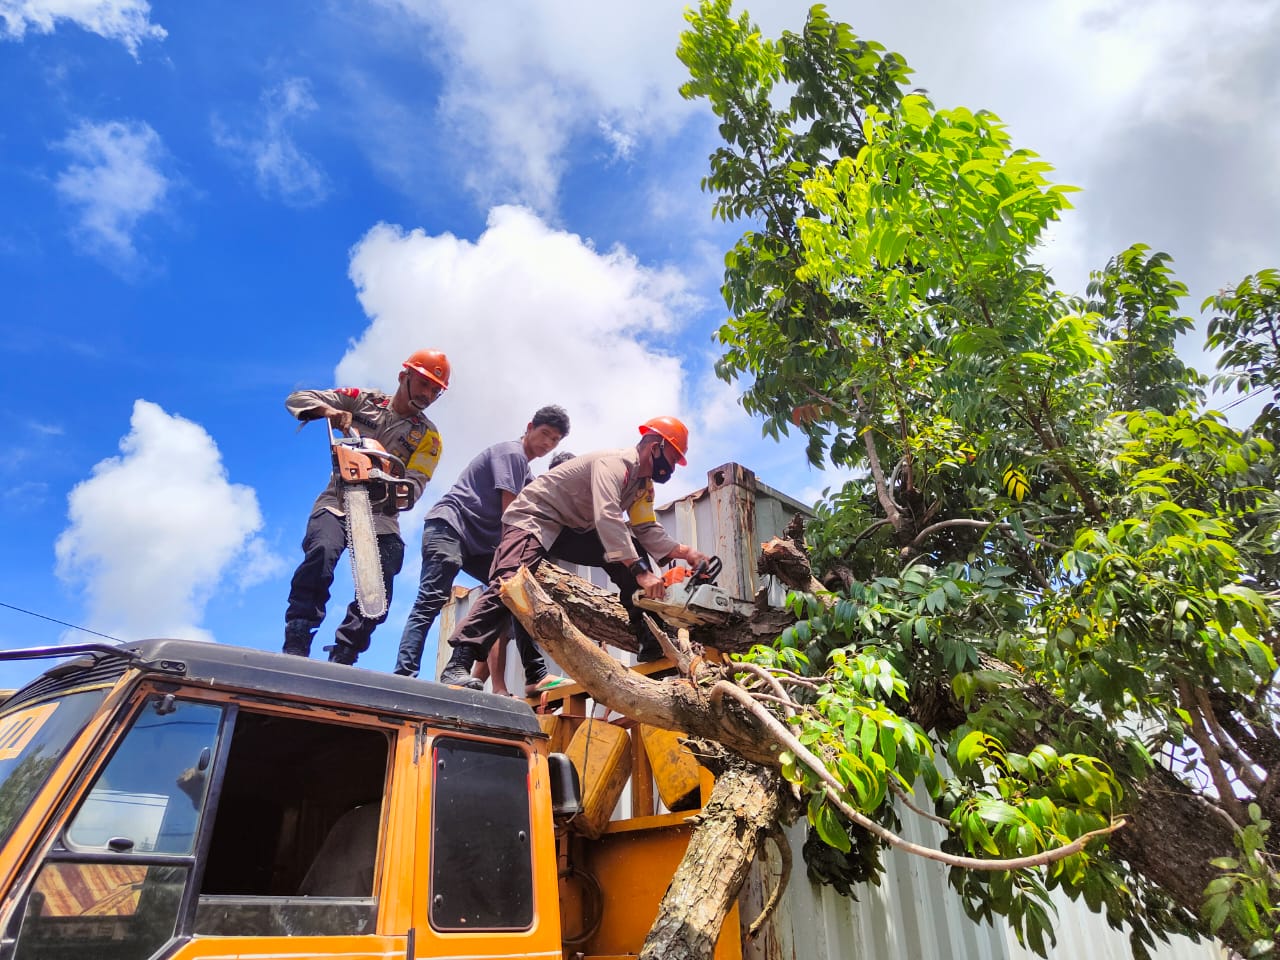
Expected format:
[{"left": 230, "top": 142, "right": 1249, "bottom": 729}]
[{"left": 651, "top": 444, "right": 675, "bottom": 484}]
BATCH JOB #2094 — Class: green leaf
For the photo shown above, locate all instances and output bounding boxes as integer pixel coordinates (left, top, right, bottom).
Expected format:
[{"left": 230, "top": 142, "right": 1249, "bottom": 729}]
[{"left": 812, "top": 802, "right": 853, "bottom": 853}]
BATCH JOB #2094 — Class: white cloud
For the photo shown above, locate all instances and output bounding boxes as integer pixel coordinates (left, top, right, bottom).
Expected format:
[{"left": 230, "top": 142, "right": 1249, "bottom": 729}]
[
  {"left": 360, "top": 0, "right": 1276, "bottom": 304},
  {"left": 213, "top": 78, "right": 331, "bottom": 208},
  {"left": 338, "top": 205, "right": 698, "bottom": 487},
  {"left": 55, "top": 400, "right": 282, "bottom": 643},
  {"left": 54, "top": 119, "right": 172, "bottom": 263},
  {"left": 372, "top": 0, "right": 698, "bottom": 209},
  {"left": 0, "top": 0, "right": 165, "bottom": 56}
]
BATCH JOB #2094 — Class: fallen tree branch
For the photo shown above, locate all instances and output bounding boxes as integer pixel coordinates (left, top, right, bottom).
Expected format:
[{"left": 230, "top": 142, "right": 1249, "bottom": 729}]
[
  {"left": 639, "top": 746, "right": 791, "bottom": 960},
  {"left": 711, "top": 679, "right": 1126, "bottom": 871}
]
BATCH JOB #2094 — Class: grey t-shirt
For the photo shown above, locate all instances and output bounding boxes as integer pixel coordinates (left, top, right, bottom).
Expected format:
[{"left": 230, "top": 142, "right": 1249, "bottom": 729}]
[{"left": 426, "top": 439, "right": 531, "bottom": 556}]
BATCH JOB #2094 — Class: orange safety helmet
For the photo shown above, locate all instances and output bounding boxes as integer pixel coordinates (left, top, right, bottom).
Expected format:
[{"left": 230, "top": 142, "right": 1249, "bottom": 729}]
[
  {"left": 638, "top": 415, "right": 688, "bottom": 465},
  {"left": 402, "top": 349, "right": 450, "bottom": 391}
]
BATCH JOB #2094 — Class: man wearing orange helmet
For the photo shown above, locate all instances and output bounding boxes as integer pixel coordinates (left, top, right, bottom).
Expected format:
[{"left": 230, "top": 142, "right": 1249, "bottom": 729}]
[
  {"left": 438, "top": 415, "right": 712, "bottom": 689},
  {"left": 283, "top": 349, "right": 449, "bottom": 665}
]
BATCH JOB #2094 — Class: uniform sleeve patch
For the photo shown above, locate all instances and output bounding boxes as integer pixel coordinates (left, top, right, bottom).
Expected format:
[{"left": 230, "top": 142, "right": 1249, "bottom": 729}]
[{"left": 336, "top": 387, "right": 359, "bottom": 397}]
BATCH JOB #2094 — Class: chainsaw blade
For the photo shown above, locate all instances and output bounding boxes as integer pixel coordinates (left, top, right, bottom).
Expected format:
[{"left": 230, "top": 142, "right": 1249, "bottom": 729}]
[{"left": 343, "top": 483, "right": 387, "bottom": 619}]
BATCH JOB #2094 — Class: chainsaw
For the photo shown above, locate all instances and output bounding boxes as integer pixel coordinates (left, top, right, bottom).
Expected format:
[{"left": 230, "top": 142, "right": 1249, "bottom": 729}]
[
  {"left": 328, "top": 423, "right": 417, "bottom": 619},
  {"left": 633, "top": 556, "right": 756, "bottom": 629}
]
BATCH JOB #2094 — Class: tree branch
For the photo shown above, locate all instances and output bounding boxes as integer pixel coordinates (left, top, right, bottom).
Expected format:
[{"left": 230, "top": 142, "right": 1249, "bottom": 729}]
[{"left": 712, "top": 679, "right": 1125, "bottom": 871}]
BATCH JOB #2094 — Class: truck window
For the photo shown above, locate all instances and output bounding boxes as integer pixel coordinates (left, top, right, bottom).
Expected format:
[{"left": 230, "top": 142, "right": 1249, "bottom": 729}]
[
  {"left": 192, "top": 710, "right": 390, "bottom": 938},
  {"left": 429, "top": 737, "right": 533, "bottom": 931},
  {"left": 0, "top": 691, "right": 109, "bottom": 852},
  {"left": 12, "top": 696, "right": 221, "bottom": 960},
  {"left": 9, "top": 698, "right": 393, "bottom": 957}
]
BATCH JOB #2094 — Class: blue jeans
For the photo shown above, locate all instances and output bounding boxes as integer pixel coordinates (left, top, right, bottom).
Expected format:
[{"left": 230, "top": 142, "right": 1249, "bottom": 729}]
[{"left": 395, "top": 518, "right": 545, "bottom": 683}]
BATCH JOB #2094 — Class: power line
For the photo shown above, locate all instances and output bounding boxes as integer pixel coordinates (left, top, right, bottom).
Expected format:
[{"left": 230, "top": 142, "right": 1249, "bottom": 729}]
[{"left": 0, "top": 601, "right": 124, "bottom": 644}]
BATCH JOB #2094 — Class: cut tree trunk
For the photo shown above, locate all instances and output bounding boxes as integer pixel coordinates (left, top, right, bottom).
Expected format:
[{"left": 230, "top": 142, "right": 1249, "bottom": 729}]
[{"left": 639, "top": 744, "right": 791, "bottom": 960}]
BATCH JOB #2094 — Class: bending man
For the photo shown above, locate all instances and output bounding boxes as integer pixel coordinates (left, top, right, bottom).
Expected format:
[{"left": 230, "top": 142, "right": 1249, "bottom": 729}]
[{"left": 439, "top": 416, "right": 710, "bottom": 688}]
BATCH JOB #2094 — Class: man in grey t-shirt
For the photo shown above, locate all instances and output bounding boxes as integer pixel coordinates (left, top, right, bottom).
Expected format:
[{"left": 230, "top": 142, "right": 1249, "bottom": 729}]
[{"left": 394, "top": 405, "right": 569, "bottom": 679}]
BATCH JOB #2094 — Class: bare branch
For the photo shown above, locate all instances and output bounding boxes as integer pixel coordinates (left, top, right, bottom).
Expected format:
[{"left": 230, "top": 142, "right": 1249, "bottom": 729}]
[
  {"left": 1178, "top": 680, "right": 1247, "bottom": 824},
  {"left": 1193, "top": 686, "right": 1264, "bottom": 794},
  {"left": 712, "top": 680, "right": 1125, "bottom": 871},
  {"left": 747, "top": 823, "right": 792, "bottom": 940},
  {"left": 888, "top": 779, "right": 951, "bottom": 828}
]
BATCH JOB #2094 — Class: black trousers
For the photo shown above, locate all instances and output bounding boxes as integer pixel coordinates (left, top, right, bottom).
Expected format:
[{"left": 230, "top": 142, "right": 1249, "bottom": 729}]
[
  {"left": 285, "top": 509, "right": 405, "bottom": 663},
  {"left": 446, "top": 525, "right": 645, "bottom": 659}
]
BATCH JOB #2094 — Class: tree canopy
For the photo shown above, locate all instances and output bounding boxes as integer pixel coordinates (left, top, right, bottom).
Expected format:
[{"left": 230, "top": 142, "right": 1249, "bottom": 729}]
[{"left": 672, "top": 2, "right": 1280, "bottom": 955}]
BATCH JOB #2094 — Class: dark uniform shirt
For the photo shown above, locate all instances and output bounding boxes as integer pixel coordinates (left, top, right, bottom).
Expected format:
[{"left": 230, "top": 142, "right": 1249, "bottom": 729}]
[{"left": 286, "top": 387, "right": 442, "bottom": 536}]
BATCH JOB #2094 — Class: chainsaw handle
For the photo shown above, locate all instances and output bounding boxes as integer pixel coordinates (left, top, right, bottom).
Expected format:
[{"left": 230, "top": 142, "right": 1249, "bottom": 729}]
[{"left": 692, "top": 556, "right": 723, "bottom": 584}]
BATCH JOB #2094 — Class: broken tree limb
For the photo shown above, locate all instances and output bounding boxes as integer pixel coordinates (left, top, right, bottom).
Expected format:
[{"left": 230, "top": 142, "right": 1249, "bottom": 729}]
[
  {"left": 504, "top": 563, "right": 1125, "bottom": 872},
  {"left": 532, "top": 559, "right": 794, "bottom": 657},
  {"left": 639, "top": 744, "right": 791, "bottom": 960},
  {"left": 758, "top": 535, "right": 825, "bottom": 594},
  {"left": 502, "top": 565, "right": 784, "bottom": 766},
  {"left": 532, "top": 563, "right": 638, "bottom": 652}
]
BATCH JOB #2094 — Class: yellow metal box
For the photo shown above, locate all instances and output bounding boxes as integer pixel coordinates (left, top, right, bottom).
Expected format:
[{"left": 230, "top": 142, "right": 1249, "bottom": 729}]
[
  {"left": 639, "top": 724, "right": 701, "bottom": 812},
  {"left": 565, "top": 719, "right": 632, "bottom": 839}
]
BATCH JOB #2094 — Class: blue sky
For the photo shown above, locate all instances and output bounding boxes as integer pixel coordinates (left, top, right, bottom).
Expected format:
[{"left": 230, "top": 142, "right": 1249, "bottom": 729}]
[{"left": 2, "top": 0, "right": 1277, "bottom": 690}]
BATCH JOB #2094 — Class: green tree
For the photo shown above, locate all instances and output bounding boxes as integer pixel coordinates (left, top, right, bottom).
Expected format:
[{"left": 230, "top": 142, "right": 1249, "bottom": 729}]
[{"left": 676, "top": 2, "right": 1280, "bottom": 956}]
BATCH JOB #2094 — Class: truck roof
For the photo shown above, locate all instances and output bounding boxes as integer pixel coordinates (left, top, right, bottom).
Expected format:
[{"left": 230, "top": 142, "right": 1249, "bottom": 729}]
[{"left": 2, "top": 638, "right": 543, "bottom": 740}]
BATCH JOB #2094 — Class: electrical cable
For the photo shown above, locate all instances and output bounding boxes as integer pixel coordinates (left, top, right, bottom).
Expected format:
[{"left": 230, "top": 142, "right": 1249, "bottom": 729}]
[{"left": 0, "top": 601, "right": 124, "bottom": 643}]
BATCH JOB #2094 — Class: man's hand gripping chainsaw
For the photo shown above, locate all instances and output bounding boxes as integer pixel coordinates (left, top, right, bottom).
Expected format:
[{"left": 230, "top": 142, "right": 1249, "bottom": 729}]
[
  {"left": 328, "top": 423, "right": 417, "bottom": 619},
  {"left": 634, "top": 556, "right": 753, "bottom": 629}
]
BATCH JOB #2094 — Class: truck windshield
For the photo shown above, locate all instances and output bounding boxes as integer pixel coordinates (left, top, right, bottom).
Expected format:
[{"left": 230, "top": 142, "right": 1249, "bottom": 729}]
[{"left": 0, "top": 690, "right": 110, "bottom": 851}]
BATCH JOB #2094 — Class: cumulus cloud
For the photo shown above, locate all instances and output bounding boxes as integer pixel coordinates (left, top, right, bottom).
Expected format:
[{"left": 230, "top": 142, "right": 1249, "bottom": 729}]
[
  {"left": 55, "top": 400, "right": 282, "bottom": 643},
  {"left": 361, "top": 0, "right": 1276, "bottom": 310},
  {"left": 335, "top": 204, "right": 705, "bottom": 492},
  {"left": 372, "top": 0, "right": 699, "bottom": 209},
  {"left": 0, "top": 0, "right": 165, "bottom": 56},
  {"left": 213, "top": 78, "right": 331, "bottom": 208},
  {"left": 54, "top": 119, "right": 172, "bottom": 264}
]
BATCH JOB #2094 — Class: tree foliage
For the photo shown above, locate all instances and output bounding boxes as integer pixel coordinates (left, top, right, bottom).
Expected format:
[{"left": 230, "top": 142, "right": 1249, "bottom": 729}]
[{"left": 679, "top": 2, "right": 1280, "bottom": 956}]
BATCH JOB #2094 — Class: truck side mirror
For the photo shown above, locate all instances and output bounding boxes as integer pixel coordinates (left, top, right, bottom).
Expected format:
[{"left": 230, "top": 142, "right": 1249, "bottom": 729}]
[{"left": 547, "top": 753, "right": 582, "bottom": 822}]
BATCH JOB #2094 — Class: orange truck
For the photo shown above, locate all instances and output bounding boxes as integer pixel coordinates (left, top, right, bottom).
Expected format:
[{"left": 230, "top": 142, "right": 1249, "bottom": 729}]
[{"left": 0, "top": 638, "right": 741, "bottom": 960}]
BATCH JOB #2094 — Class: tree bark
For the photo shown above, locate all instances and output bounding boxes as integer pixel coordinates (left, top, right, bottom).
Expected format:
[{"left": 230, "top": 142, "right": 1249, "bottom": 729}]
[
  {"left": 534, "top": 561, "right": 794, "bottom": 656},
  {"left": 534, "top": 563, "right": 639, "bottom": 652},
  {"left": 503, "top": 567, "right": 784, "bottom": 768},
  {"left": 639, "top": 744, "right": 791, "bottom": 960}
]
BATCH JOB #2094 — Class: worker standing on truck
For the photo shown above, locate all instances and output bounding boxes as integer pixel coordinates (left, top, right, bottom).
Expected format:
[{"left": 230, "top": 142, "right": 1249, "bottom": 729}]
[
  {"left": 438, "top": 416, "right": 712, "bottom": 688},
  {"left": 283, "top": 349, "right": 450, "bottom": 665},
  {"left": 394, "top": 405, "right": 571, "bottom": 687}
]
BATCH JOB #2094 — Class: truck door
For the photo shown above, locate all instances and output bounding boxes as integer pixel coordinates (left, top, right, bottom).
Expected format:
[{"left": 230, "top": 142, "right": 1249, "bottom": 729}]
[
  {"left": 1, "top": 690, "right": 415, "bottom": 960},
  {"left": 412, "top": 731, "right": 563, "bottom": 959}
]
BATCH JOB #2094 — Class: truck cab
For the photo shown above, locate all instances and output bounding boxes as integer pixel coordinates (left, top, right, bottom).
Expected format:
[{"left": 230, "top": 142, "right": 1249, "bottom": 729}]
[{"left": 0, "top": 638, "right": 576, "bottom": 960}]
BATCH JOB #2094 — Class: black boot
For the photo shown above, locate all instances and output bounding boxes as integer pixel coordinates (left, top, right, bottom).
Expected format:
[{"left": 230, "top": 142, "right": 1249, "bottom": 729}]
[
  {"left": 439, "top": 644, "right": 484, "bottom": 689},
  {"left": 635, "top": 620, "right": 666, "bottom": 663},
  {"left": 282, "top": 621, "right": 314, "bottom": 657},
  {"left": 325, "top": 643, "right": 359, "bottom": 666}
]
